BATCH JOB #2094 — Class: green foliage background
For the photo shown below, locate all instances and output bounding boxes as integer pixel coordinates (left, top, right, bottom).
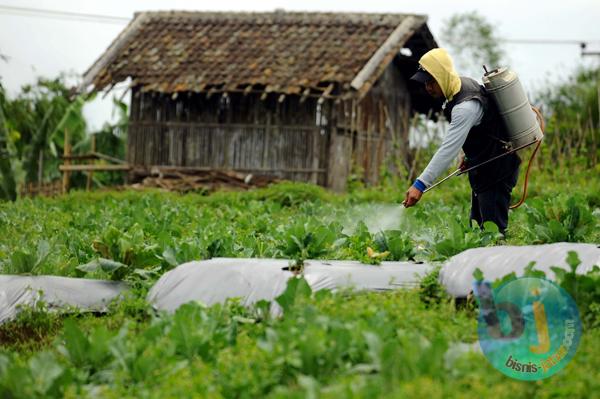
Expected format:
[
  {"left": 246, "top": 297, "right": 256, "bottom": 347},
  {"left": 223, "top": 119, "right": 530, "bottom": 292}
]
[{"left": 0, "top": 77, "right": 127, "bottom": 200}]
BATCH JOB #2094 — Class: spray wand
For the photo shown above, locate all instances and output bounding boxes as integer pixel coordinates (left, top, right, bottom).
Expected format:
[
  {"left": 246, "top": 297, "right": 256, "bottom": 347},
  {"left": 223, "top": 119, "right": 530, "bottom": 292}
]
[{"left": 421, "top": 131, "right": 543, "bottom": 209}]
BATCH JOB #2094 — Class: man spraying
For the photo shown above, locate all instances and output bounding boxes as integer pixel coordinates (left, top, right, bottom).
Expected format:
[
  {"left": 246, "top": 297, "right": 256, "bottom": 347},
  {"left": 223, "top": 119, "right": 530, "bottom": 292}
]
[{"left": 403, "top": 48, "right": 521, "bottom": 234}]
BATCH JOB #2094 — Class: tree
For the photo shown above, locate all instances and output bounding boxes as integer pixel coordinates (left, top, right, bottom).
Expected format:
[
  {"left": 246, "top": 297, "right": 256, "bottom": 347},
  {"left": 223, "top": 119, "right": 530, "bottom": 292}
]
[
  {"left": 535, "top": 66, "right": 600, "bottom": 167},
  {"left": 0, "top": 76, "right": 95, "bottom": 200},
  {"left": 440, "top": 11, "right": 506, "bottom": 78},
  {"left": 4, "top": 77, "right": 87, "bottom": 185},
  {"left": 0, "top": 74, "right": 129, "bottom": 200}
]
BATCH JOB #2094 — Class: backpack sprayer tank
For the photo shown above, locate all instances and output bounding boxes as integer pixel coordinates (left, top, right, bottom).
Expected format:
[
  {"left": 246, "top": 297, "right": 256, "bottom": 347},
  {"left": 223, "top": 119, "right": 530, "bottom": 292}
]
[
  {"left": 482, "top": 67, "right": 544, "bottom": 149},
  {"left": 420, "top": 67, "right": 544, "bottom": 208}
]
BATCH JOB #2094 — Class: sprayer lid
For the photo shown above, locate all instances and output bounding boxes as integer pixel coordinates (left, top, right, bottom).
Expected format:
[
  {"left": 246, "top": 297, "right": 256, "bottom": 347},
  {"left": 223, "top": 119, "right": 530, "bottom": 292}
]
[{"left": 482, "top": 67, "right": 517, "bottom": 89}]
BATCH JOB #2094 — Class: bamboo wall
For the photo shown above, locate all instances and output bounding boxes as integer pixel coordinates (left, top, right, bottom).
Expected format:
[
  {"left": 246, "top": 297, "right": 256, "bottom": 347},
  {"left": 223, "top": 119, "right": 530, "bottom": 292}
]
[
  {"left": 20, "top": 180, "right": 62, "bottom": 198},
  {"left": 129, "top": 92, "right": 328, "bottom": 185},
  {"left": 127, "top": 62, "right": 411, "bottom": 190},
  {"left": 327, "top": 63, "right": 412, "bottom": 190}
]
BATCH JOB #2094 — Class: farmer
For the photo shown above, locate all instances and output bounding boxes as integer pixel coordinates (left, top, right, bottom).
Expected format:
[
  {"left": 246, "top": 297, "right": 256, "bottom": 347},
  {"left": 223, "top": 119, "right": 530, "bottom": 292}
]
[{"left": 403, "top": 48, "right": 520, "bottom": 234}]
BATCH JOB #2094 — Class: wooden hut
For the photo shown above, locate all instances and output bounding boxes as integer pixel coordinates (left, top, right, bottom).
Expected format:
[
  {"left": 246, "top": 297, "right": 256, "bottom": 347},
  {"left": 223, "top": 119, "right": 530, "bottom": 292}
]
[{"left": 82, "top": 11, "right": 437, "bottom": 191}]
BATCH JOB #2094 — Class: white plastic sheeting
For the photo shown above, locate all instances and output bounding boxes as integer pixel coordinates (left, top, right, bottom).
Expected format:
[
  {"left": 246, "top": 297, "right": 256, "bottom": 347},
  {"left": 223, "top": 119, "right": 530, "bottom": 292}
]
[
  {"left": 440, "top": 243, "right": 600, "bottom": 298},
  {"left": 147, "top": 257, "right": 433, "bottom": 314},
  {"left": 3, "top": 243, "right": 598, "bottom": 322},
  {"left": 0, "top": 275, "right": 127, "bottom": 324}
]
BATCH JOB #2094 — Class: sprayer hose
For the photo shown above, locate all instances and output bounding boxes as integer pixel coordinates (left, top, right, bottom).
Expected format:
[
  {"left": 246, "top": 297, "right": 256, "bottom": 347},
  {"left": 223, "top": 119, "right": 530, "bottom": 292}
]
[{"left": 509, "top": 106, "right": 545, "bottom": 210}]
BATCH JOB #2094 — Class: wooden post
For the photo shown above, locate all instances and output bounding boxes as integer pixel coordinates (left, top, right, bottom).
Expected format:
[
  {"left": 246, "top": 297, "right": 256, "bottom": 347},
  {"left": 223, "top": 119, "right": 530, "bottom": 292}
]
[
  {"left": 327, "top": 100, "right": 352, "bottom": 191},
  {"left": 87, "top": 134, "right": 96, "bottom": 191},
  {"left": 62, "top": 128, "right": 71, "bottom": 194},
  {"left": 366, "top": 109, "right": 374, "bottom": 183},
  {"left": 310, "top": 102, "right": 322, "bottom": 184},
  {"left": 37, "top": 149, "right": 43, "bottom": 190},
  {"left": 375, "top": 101, "right": 387, "bottom": 183}
]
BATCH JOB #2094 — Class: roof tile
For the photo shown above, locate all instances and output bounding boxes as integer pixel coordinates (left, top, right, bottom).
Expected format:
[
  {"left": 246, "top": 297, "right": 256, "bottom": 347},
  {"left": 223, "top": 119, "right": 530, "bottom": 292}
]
[{"left": 86, "top": 11, "right": 426, "bottom": 94}]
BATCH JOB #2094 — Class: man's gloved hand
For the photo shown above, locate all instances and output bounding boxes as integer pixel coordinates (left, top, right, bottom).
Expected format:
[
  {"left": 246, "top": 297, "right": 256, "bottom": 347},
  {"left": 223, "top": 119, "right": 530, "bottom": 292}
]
[{"left": 403, "top": 183, "right": 423, "bottom": 208}]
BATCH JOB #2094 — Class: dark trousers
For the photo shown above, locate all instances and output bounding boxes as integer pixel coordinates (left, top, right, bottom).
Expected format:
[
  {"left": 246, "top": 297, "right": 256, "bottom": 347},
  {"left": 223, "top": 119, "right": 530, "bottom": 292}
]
[{"left": 470, "top": 169, "right": 519, "bottom": 234}]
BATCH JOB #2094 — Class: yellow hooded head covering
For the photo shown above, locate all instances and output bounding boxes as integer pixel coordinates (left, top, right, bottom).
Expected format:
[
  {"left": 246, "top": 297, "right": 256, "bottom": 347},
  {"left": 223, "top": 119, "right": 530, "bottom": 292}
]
[{"left": 419, "top": 48, "right": 461, "bottom": 101}]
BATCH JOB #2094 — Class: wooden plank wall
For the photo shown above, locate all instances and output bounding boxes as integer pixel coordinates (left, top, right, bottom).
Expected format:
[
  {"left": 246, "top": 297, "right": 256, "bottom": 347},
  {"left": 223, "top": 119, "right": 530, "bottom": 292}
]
[
  {"left": 330, "top": 63, "right": 411, "bottom": 188},
  {"left": 127, "top": 62, "right": 411, "bottom": 190},
  {"left": 129, "top": 90, "right": 329, "bottom": 185},
  {"left": 375, "top": 61, "right": 413, "bottom": 181}
]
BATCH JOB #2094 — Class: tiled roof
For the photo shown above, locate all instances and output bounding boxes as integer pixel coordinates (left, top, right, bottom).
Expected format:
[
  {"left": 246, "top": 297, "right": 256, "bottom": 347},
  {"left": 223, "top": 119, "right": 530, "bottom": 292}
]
[{"left": 83, "top": 11, "right": 428, "bottom": 96}]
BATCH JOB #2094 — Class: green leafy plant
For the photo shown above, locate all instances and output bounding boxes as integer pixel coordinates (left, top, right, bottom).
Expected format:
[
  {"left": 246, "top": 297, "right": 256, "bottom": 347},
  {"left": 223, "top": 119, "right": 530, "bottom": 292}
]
[
  {"left": 168, "top": 302, "right": 238, "bottom": 362},
  {"left": 275, "top": 276, "right": 313, "bottom": 314},
  {"left": 253, "top": 181, "right": 330, "bottom": 207},
  {"left": 551, "top": 251, "right": 600, "bottom": 328},
  {"left": 0, "top": 163, "right": 599, "bottom": 397},
  {"left": 523, "top": 196, "right": 597, "bottom": 243},
  {"left": 373, "top": 230, "right": 416, "bottom": 261},
  {"left": 76, "top": 258, "right": 129, "bottom": 280},
  {"left": 336, "top": 221, "right": 382, "bottom": 265},
  {"left": 278, "top": 220, "right": 338, "bottom": 269},
  {"left": 475, "top": 251, "right": 600, "bottom": 329},
  {"left": 428, "top": 217, "right": 502, "bottom": 261},
  {"left": 6, "top": 240, "right": 50, "bottom": 274},
  {"left": 0, "top": 351, "right": 69, "bottom": 399},
  {"left": 418, "top": 266, "right": 449, "bottom": 306},
  {"left": 58, "top": 319, "right": 115, "bottom": 375}
]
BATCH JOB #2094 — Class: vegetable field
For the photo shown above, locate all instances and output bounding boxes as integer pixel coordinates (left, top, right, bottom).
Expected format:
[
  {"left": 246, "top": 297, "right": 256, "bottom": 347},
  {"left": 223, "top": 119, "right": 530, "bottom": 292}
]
[{"left": 1, "top": 169, "right": 599, "bottom": 398}]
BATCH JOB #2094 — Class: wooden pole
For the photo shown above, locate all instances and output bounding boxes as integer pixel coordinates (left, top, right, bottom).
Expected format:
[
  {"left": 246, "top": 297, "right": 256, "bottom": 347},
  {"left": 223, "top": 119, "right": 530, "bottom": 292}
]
[
  {"left": 365, "top": 104, "right": 372, "bottom": 183},
  {"left": 60, "top": 164, "right": 131, "bottom": 172},
  {"left": 62, "top": 128, "right": 71, "bottom": 194},
  {"left": 87, "top": 134, "right": 96, "bottom": 191},
  {"left": 311, "top": 102, "right": 322, "bottom": 184},
  {"left": 37, "top": 149, "right": 43, "bottom": 190},
  {"left": 375, "top": 101, "right": 387, "bottom": 183}
]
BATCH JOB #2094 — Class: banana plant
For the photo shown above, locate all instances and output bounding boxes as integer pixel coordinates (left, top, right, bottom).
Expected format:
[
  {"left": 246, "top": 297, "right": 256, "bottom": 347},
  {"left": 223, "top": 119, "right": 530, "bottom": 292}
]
[{"left": 4, "top": 77, "right": 88, "bottom": 186}]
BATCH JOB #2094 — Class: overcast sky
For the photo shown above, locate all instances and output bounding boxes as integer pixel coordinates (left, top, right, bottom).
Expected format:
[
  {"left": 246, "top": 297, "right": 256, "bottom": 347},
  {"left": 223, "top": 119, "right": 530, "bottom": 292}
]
[{"left": 1, "top": 0, "right": 599, "bottom": 130}]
